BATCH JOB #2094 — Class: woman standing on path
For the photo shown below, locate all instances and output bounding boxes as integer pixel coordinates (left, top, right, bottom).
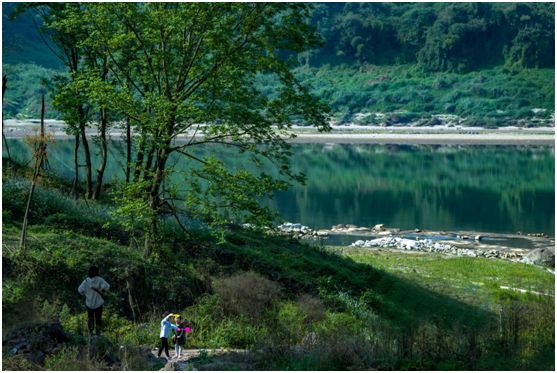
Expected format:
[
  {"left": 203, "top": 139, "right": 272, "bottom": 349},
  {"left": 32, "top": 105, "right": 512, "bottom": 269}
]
[
  {"left": 158, "top": 312, "right": 177, "bottom": 359},
  {"left": 77, "top": 266, "right": 110, "bottom": 336}
]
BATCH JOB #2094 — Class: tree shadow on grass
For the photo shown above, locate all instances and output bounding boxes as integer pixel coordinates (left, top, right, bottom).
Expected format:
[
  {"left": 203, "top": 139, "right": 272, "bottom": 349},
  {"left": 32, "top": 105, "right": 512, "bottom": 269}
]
[{"left": 215, "top": 229, "right": 492, "bottom": 331}]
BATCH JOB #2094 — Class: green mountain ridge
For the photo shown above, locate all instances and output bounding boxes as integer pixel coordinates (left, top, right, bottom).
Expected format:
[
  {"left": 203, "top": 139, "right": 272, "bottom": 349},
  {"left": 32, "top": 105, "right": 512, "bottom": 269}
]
[{"left": 2, "top": 2, "right": 555, "bottom": 124}]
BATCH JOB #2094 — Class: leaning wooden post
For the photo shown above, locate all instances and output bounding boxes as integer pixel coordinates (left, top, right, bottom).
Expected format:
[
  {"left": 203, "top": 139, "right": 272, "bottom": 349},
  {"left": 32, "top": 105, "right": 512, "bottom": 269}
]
[{"left": 19, "top": 95, "right": 48, "bottom": 251}]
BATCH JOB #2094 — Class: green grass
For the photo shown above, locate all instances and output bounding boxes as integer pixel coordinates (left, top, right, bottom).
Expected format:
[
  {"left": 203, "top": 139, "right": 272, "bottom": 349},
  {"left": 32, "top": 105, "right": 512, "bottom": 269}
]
[
  {"left": 2, "top": 166, "right": 554, "bottom": 370},
  {"left": 334, "top": 247, "right": 554, "bottom": 309}
]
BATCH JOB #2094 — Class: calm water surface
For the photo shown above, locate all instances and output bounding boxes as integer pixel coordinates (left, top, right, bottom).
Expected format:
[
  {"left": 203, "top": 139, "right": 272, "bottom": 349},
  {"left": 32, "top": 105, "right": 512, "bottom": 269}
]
[{"left": 5, "top": 140, "right": 554, "bottom": 235}]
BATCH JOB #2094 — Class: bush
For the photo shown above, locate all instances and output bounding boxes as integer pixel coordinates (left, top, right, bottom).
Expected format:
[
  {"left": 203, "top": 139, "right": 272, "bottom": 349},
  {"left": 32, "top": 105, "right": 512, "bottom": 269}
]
[
  {"left": 274, "top": 302, "right": 306, "bottom": 345},
  {"left": 296, "top": 294, "right": 326, "bottom": 324},
  {"left": 214, "top": 271, "right": 282, "bottom": 321},
  {"left": 44, "top": 345, "right": 108, "bottom": 371},
  {"left": 1, "top": 355, "right": 44, "bottom": 371}
]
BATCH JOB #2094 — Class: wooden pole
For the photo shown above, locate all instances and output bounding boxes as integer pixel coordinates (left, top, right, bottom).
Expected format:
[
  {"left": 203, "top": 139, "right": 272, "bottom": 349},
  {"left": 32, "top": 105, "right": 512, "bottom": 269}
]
[{"left": 19, "top": 95, "right": 47, "bottom": 251}]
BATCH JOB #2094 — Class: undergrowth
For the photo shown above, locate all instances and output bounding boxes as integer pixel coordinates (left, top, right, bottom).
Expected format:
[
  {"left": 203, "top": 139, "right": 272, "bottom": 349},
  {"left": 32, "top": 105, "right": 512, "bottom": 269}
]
[{"left": 2, "top": 165, "right": 554, "bottom": 370}]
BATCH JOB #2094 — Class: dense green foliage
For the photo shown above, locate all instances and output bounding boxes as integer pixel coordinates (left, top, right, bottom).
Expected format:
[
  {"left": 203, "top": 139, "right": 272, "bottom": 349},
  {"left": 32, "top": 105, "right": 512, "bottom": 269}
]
[
  {"left": 2, "top": 161, "right": 554, "bottom": 370},
  {"left": 289, "top": 64, "right": 554, "bottom": 125},
  {"left": 2, "top": 64, "right": 60, "bottom": 118},
  {"left": 4, "top": 2, "right": 554, "bottom": 71},
  {"left": 2, "top": 3, "right": 554, "bottom": 123},
  {"left": 304, "top": 3, "right": 554, "bottom": 71}
]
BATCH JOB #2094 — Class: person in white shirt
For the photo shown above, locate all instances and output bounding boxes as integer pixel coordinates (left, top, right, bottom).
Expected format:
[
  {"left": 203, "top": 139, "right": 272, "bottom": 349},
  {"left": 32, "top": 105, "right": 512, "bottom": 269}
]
[
  {"left": 158, "top": 311, "right": 177, "bottom": 359},
  {"left": 78, "top": 266, "right": 110, "bottom": 336}
]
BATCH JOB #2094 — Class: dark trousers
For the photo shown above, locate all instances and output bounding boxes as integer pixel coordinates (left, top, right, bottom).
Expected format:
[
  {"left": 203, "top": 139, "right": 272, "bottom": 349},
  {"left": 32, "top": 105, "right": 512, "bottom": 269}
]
[
  {"left": 87, "top": 306, "right": 103, "bottom": 335},
  {"left": 158, "top": 337, "right": 170, "bottom": 358}
]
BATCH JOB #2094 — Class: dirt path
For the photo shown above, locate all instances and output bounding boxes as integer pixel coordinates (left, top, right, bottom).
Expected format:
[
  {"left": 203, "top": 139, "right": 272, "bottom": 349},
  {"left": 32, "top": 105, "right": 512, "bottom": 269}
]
[{"left": 151, "top": 348, "right": 254, "bottom": 371}]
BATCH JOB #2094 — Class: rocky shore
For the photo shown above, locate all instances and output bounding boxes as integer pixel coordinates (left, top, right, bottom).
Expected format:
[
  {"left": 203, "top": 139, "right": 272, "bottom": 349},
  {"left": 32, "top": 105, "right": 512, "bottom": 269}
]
[
  {"left": 276, "top": 222, "right": 329, "bottom": 239},
  {"left": 275, "top": 222, "right": 555, "bottom": 267}
]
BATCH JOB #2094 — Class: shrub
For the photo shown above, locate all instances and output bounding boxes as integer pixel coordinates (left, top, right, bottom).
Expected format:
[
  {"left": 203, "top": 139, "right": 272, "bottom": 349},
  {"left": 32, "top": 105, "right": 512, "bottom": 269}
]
[
  {"left": 1, "top": 355, "right": 44, "bottom": 371},
  {"left": 116, "top": 345, "right": 158, "bottom": 371},
  {"left": 258, "top": 311, "right": 377, "bottom": 370},
  {"left": 207, "top": 318, "right": 263, "bottom": 348},
  {"left": 214, "top": 271, "right": 282, "bottom": 321},
  {"left": 44, "top": 345, "right": 108, "bottom": 371},
  {"left": 274, "top": 302, "right": 306, "bottom": 345},
  {"left": 296, "top": 294, "right": 326, "bottom": 324}
]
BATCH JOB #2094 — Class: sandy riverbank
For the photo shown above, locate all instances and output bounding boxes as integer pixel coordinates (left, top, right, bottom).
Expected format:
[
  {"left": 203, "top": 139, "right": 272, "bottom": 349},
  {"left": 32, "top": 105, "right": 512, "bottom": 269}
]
[
  {"left": 3, "top": 119, "right": 554, "bottom": 145},
  {"left": 288, "top": 132, "right": 554, "bottom": 145}
]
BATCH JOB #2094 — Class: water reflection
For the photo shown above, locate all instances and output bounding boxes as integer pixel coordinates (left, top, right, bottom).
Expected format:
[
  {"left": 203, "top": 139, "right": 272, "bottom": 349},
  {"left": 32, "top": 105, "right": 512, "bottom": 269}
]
[{"left": 4, "top": 140, "right": 554, "bottom": 235}]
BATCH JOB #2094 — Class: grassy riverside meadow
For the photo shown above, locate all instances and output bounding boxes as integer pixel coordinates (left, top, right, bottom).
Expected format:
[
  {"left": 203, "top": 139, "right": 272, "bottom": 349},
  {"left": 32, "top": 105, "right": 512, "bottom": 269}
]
[{"left": 2, "top": 160, "right": 555, "bottom": 370}]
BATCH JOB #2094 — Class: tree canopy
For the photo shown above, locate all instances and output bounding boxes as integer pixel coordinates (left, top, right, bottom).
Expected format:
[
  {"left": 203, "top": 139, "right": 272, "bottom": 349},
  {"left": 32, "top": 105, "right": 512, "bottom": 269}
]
[
  {"left": 50, "top": 2, "right": 329, "bottom": 253},
  {"left": 304, "top": 2, "right": 554, "bottom": 72}
]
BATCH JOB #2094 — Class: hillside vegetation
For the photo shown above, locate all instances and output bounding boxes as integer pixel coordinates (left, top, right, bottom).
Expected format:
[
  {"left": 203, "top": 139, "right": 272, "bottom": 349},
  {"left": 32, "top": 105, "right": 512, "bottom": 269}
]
[
  {"left": 2, "top": 160, "right": 554, "bottom": 370},
  {"left": 2, "top": 2, "right": 554, "bottom": 124}
]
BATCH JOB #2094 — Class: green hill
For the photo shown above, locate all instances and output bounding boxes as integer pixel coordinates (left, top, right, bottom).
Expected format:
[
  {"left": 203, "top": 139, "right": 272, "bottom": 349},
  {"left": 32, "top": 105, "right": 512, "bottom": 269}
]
[{"left": 2, "top": 3, "right": 554, "bottom": 124}]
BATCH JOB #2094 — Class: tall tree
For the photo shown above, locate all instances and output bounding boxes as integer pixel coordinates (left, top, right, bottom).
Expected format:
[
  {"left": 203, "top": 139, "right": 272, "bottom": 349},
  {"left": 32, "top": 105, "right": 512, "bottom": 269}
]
[
  {"left": 82, "top": 3, "right": 329, "bottom": 255},
  {"left": 15, "top": 3, "right": 110, "bottom": 199}
]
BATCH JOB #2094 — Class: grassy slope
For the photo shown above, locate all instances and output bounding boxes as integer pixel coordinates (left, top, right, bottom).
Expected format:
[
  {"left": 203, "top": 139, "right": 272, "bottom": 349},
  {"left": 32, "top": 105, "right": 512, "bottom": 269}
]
[
  {"left": 335, "top": 247, "right": 554, "bottom": 310},
  {"left": 2, "top": 162, "right": 554, "bottom": 370}
]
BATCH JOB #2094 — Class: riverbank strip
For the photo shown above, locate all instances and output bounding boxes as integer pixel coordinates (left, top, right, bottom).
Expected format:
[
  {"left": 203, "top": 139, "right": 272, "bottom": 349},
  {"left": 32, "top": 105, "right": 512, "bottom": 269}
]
[
  {"left": 288, "top": 132, "right": 554, "bottom": 145},
  {"left": 4, "top": 120, "right": 554, "bottom": 145},
  {"left": 5, "top": 130, "right": 555, "bottom": 146}
]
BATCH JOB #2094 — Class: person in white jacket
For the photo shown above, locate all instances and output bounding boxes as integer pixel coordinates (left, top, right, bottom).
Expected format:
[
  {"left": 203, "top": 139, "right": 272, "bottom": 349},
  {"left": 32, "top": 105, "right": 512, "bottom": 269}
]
[
  {"left": 78, "top": 266, "right": 110, "bottom": 336},
  {"left": 158, "top": 311, "right": 177, "bottom": 359}
]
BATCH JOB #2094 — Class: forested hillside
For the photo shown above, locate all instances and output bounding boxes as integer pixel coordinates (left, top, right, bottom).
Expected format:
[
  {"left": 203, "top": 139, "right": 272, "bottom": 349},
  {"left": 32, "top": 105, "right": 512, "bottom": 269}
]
[
  {"left": 304, "top": 2, "right": 554, "bottom": 70},
  {"left": 2, "top": 2, "right": 555, "bottom": 124}
]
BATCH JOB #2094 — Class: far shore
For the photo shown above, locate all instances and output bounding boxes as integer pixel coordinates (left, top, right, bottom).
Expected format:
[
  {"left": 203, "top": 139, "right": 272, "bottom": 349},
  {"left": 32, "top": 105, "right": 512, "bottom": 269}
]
[
  {"left": 288, "top": 132, "right": 555, "bottom": 145},
  {"left": 3, "top": 119, "right": 555, "bottom": 146}
]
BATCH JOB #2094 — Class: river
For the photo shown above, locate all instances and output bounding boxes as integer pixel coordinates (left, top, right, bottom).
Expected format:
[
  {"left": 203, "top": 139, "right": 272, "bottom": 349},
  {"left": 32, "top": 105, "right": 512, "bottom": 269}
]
[{"left": 4, "top": 139, "right": 554, "bottom": 235}]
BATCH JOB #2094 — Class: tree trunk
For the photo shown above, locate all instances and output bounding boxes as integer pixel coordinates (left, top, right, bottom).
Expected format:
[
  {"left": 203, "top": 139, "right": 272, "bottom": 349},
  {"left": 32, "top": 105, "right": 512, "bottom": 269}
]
[
  {"left": 143, "top": 145, "right": 170, "bottom": 257},
  {"left": 125, "top": 117, "right": 131, "bottom": 183},
  {"left": 72, "top": 133, "right": 80, "bottom": 200},
  {"left": 78, "top": 106, "right": 93, "bottom": 199},
  {"left": 2, "top": 132, "right": 11, "bottom": 162},
  {"left": 143, "top": 144, "right": 156, "bottom": 180},
  {"left": 2, "top": 74, "right": 11, "bottom": 163},
  {"left": 20, "top": 96, "right": 47, "bottom": 251},
  {"left": 133, "top": 137, "right": 145, "bottom": 181},
  {"left": 93, "top": 108, "right": 108, "bottom": 199}
]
